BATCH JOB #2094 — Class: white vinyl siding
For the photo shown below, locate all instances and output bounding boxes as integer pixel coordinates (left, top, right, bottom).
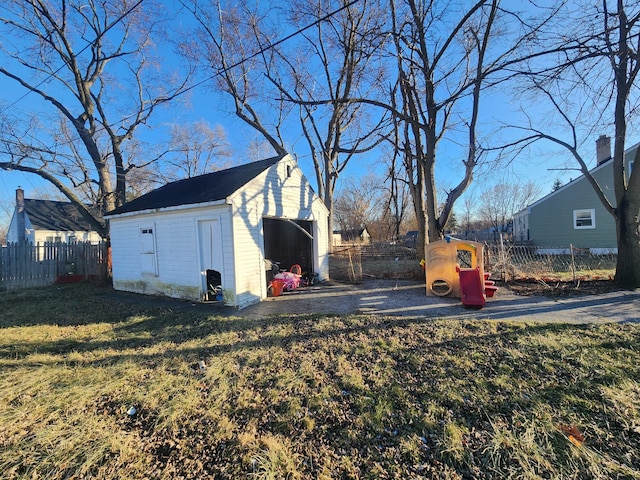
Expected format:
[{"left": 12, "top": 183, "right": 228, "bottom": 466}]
[
  {"left": 110, "top": 206, "right": 232, "bottom": 301},
  {"left": 230, "top": 158, "right": 329, "bottom": 308},
  {"left": 573, "top": 209, "right": 596, "bottom": 229},
  {"left": 108, "top": 154, "right": 329, "bottom": 307}
]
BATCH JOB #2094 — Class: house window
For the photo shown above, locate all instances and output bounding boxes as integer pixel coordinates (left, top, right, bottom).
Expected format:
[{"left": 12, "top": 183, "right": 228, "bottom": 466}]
[
  {"left": 140, "top": 226, "right": 158, "bottom": 275},
  {"left": 573, "top": 209, "right": 596, "bottom": 229}
]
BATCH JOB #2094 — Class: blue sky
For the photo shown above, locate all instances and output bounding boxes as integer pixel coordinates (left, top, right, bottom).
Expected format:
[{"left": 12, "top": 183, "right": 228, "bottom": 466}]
[
  {"left": 1, "top": 0, "right": 636, "bottom": 229},
  {"left": 0, "top": 67, "right": 616, "bottom": 228}
]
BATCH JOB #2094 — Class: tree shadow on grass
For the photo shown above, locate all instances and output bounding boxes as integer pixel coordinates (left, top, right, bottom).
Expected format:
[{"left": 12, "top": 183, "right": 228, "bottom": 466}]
[
  {"left": 3, "top": 283, "right": 640, "bottom": 381},
  {"left": 4, "top": 292, "right": 637, "bottom": 374},
  {"left": 3, "top": 288, "right": 640, "bottom": 478}
]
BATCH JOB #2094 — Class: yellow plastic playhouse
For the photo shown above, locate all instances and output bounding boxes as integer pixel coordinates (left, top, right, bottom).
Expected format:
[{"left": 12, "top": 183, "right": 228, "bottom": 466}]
[{"left": 424, "top": 237, "right": 497, "bottom": 308}]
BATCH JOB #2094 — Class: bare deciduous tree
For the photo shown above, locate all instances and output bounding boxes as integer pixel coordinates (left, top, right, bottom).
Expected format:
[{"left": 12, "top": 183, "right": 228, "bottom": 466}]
[
  {"left": 334, "top": 174, "right": 384, "bottom": 236},
  {"left": 479, "top": 182, "right": 541, "bottom": 241},
  {"left": 263, "top": 0, "right": 390, "bottom": 237},
  {"left": 356, "top": 0, "right": 557, "bottom": 264},
  {"left": 181, "top": 0, "right": 389, "bottom": 242},
  {"left": 180, "top": 0, "right": 289, "bottom": 158},
  {"left": 380, "top": 0, "right": 502, "bottom": 257},
  {"left": 161, "top": 122, "right": 232, "bottom": 182},
  {"left": 510, "top": 0, "right": 640, "bottom": 287},
  {"left": 0, "top": 0, "right": 191, "bottom": 237},
  {"left": 381, "top": 147, "right": 412, "bottom": 243}
]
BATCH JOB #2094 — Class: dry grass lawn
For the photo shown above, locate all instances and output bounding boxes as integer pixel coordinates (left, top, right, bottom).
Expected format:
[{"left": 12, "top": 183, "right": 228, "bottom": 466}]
[{"left": 1, "top": 283, "right": 639, "bottom": 479}]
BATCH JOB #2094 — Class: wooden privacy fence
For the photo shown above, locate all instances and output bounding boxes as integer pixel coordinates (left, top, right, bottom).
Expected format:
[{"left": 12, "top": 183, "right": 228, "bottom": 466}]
[{"left": 0, "top": 242, "right": 109, "bottom": 291}]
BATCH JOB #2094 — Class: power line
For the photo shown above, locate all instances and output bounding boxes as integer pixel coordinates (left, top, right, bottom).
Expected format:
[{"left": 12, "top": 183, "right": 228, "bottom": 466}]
[
  {"left": 0, "top": 0, "right": 145, "bottom": 116},
  {"left": 212, "top": 0, "right": 361, "bottom": 77},
  {"left": 1, "top": 0, "right": 361, "bottom": 136},
  {"left": 114, "top": 0, "right": 362, "bottom": 127}
]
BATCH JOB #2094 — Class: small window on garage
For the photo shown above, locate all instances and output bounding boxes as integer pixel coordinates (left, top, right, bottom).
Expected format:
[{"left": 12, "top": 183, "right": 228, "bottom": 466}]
[
  {"left": 573, "top": 209, "right": 596, "bottom": 229},
  {"left": 140, "top": 225, "right": 158, "bottom": 275}
]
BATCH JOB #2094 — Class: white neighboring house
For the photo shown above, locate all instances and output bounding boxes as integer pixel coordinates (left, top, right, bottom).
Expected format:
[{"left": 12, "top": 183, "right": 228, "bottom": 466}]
[
  {"left": 332, "top": 228, "right": 372, "bottom": 246},
  {"left": 7, "top": 188, "right": 103, "bottom": 245},
  {"left": 105, "top": 154, "right": 330, "bottom": 308}
]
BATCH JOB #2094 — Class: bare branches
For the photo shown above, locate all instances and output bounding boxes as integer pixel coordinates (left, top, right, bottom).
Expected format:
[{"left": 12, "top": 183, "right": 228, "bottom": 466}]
[
  {"left": 0, "top": 0, "right": 191, "bottom": 231},
  {"left": 492, "top": 1, "right": 640, "bottom": 286},
  {"left": 182, "top": 0, "right": 390, "bottom": 239},
  {"left": 183, "top": 0, "right": 288, "bottom": 156},
  {"left": 382, "top": 0, "right": 512, "bottom": 242}
]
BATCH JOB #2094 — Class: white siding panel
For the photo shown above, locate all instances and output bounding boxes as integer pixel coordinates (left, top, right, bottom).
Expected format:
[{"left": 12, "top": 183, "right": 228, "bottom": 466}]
[
  {"left": 230, "top": 200, "right": 263, "bottom": 308},
  {"left": 229, "top": 157, "right": 330, "bottom": 307},
  {"left": 110, "top": 155, "right": 328, "bottom": 307},
  {"left": 219, "top": 213, "right": 237, "bottom": 304},
  {"left": 109, "top": 219, "right": 142, "bottom": 281},
  {"left": 314, "top": 207, "right": 330, "bottom": 280},
  {"left": 155, "top": 215, "right": 199, "bottom": 284},
  {"left": 110, "top": 205, "right": 233, "bottom": 302}
]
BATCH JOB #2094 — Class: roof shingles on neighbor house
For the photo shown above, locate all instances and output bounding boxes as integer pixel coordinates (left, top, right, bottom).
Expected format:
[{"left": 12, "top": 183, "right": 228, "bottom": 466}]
[
  {"left": 23, "top": 198, "right": 96, "bottom": 233},
  {"left": 109, "top": 156, "right": 282, "bottom": 216}
]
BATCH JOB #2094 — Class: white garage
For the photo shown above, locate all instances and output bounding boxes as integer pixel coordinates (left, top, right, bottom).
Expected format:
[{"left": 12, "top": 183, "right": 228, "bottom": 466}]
[{"left": 105, "top": 154, "right": 329, "bottom": 308}]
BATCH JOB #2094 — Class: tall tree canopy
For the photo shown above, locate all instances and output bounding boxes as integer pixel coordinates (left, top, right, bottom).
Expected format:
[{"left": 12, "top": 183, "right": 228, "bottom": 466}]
[
  {"left": 508, "top": 0, "right": 640, "bottom": 287},
  {"left": 0, "top": 0, "right": 191, "bottom": 237}
]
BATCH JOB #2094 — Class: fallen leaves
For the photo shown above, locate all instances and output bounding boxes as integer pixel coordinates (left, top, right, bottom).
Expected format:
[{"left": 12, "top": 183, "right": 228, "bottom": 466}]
[{"left": 557, "top": 424, "right": 585, "bottom": 446}]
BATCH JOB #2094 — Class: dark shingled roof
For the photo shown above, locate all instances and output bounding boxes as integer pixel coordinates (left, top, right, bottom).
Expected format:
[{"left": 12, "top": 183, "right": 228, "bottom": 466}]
[
  {"left": 25, "top": 199, "right": 98, "bottom": 232},
  {"left": 108, "top": 155, "right": 284, "bottom": 216}
]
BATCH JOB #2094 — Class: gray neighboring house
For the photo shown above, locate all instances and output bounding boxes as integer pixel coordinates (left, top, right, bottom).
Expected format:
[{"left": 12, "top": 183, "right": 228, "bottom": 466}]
[{"left": 513, "top": 136, "right": 638, "bottom": 252}]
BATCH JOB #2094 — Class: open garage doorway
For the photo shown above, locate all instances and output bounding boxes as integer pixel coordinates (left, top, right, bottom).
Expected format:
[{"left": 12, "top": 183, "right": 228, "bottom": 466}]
[{"left": 263, "top": 218, "right": 314, "bottom": 277}]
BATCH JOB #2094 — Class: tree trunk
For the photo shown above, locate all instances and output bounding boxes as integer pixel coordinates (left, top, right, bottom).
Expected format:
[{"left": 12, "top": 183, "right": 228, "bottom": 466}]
[
  {"left": 424, "top": 151, "right": 442, "bottom": 243},
  {"left": 614, "top": 197, "right": 640, "bottom": 288},
  {"left": 325, "top": 186, "right": 335, "bottom": 257}
]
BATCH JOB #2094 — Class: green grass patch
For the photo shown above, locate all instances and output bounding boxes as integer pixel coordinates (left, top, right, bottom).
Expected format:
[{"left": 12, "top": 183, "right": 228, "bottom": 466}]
[{"left": 1, "top": 284, "right": 639, "bottom": 479}]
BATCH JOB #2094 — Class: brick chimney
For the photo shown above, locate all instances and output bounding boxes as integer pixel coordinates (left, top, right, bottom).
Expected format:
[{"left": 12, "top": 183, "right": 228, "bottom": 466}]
[
  {"left": 16, "top": 187, "right": 26, "bottom": 244},
  {"left": 596, "top": 135, "right": 611, "bottom": 165}
]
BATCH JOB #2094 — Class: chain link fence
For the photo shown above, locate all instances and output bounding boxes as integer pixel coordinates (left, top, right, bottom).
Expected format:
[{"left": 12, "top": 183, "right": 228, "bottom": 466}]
[
  {"left": 330, "top": 243, "right": 617, "bottom": 282},
  {"left": 330, "top": 244, "right": 423, "bottom": 282},
  {"left": 483, "top": 244, "right": 617, "bottom": 281}
]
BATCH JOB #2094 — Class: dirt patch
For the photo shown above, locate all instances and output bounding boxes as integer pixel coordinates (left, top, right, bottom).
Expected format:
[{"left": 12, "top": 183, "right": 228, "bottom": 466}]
[{"left": 505, "top": 279, "right": 622, "bottom": 297}]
